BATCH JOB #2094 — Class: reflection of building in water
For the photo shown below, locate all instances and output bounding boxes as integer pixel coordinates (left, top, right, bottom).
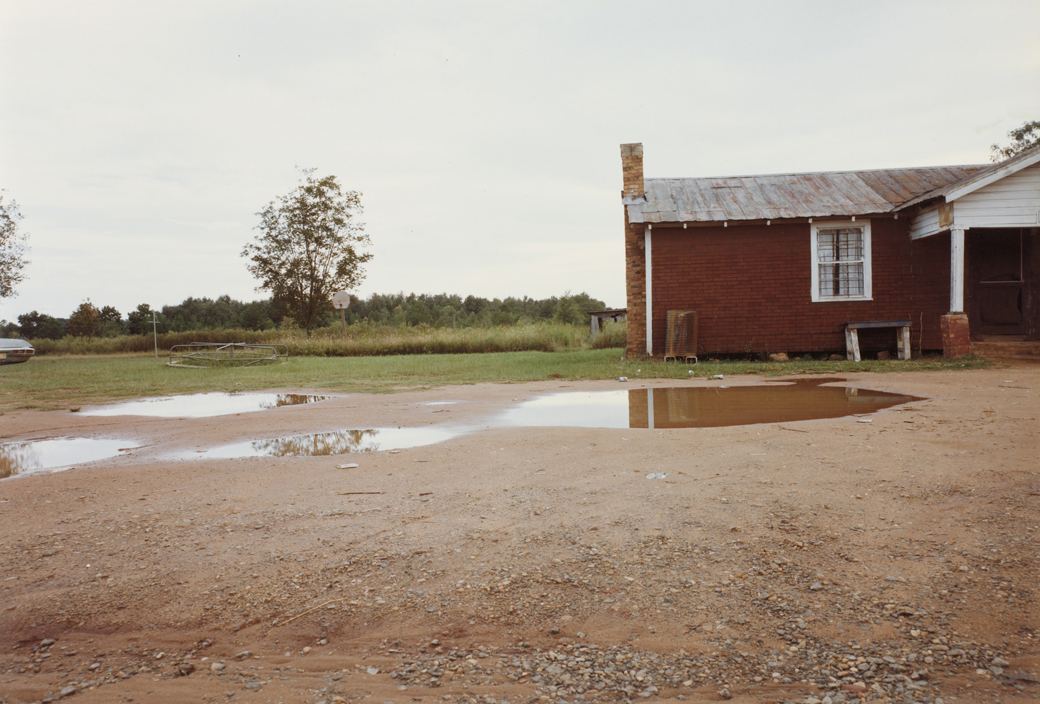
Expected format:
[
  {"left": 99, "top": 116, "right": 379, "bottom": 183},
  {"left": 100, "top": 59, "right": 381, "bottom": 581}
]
[
  {"left": 0, "top": 443, "right": 40, "bottom": 479},
  {"left": 628, "top": 381, "right": 919, "bottom": 429},
  {"left": 250, "top": 429, "right": 381, "bottom": 456}
]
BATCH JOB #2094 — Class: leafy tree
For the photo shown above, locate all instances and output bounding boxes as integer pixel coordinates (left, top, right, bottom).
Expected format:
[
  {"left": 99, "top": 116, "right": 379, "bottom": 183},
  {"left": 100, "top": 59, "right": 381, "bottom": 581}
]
[
  {"left": 68, "top": 301, "right": 102, "bottom": 338},
  {"left": 17, "top": 310, "right": 66, "bottom": 339},
  {"left": 243, "top": 170, "right": 372, "bottom": 335},
  {"left": 0, "top": 191, "right": 30, "bottom": 299},
  {"left": 127, "top": 304, "right": 157, "bottom": 336},
  {"left": 554, "top": 296, "right": 584, "bottom": 325},
  {"left": 991, "top": 120, "right": 1040, "bottom": 162},
  {"left": 98, "top": 305, "right": 125, "bottom": 337}
]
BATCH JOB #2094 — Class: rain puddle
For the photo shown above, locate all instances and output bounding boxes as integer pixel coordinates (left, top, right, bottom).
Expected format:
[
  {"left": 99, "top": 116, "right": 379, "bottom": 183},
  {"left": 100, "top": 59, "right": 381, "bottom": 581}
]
[
  {"left": 1, "top": 438, "right": 139, "bottom": 479},
  {"left": 177, "top": 378, "right": 920, "bottom": 460},
  {"left": 500, "top": 378, "right": 922, "bottom": 429},
  {"left": 185, "top": 426, "right": 464, "bottom": 459},
  {"left": 80, "top": 392, "right": 329, "bottom": 418}
]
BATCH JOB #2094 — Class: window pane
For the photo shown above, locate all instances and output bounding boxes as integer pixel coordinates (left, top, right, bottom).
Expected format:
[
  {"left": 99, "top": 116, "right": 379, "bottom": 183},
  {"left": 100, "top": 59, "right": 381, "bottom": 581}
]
[
  {"left": 817, "top": 227, "right": 863, "bottom": 263},
  {"left": 819, "top": 262, "right": 864, "bottom": 297}
]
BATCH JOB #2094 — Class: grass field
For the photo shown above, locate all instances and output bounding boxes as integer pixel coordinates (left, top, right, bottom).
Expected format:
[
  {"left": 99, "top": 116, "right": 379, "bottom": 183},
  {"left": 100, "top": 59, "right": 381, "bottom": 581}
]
[{"left": 0, "top": 349, "right": 990, "bottom": 414}]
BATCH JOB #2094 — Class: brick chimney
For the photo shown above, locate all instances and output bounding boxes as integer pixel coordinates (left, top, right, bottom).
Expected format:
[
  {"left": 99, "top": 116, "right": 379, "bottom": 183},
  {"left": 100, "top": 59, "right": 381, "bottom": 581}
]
[{"left": 620, "top": 143, "right": 644, "bottom": 199}]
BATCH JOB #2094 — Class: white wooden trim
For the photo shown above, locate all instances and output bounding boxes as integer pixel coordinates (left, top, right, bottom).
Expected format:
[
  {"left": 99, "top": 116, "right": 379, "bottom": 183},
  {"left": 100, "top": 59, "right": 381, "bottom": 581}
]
[
  {"left": 910, "top": 205, "right": 943, "bottom": 240},
  {"left": 647, "top": 388, "right": 655, "bottom": 429},
  {"left": 645, "top": 228, "right": 653, "bottom": 356},
  {"left": 809, "top": 220, "right": 872, "bottom": 302},
  {"left": 950, "top": 227, "right": 965, "bottom": 313}
]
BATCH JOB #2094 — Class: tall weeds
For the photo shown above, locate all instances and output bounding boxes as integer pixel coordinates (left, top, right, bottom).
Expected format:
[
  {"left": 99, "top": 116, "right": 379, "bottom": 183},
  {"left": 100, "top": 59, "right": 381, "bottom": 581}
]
[{"left": 28, "top": 321, "right": 618, "bottom": 357}]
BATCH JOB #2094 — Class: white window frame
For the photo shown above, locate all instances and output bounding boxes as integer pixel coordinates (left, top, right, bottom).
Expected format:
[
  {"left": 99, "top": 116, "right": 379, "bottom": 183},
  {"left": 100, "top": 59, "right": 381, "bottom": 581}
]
[{"left": 810, "top": 220, "right": 872, "bottom": 302}]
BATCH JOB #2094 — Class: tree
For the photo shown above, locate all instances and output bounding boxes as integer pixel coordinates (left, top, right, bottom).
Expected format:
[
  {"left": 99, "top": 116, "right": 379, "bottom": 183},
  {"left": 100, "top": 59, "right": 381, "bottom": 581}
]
[
  {"left": 68, "top": 301, "right": 101, "bottom": 338},
  {"left": 242, "top": 170, "right": 372, "bottom": 334},
  {"left": 17, "top": 310, "right": 66, "bottom": 340},
  {"left": 991, "top": 120, "right": 1040, "bottom": 162},
  {"left": 0, "top": 191, "right": 30, "bottom": 299}
]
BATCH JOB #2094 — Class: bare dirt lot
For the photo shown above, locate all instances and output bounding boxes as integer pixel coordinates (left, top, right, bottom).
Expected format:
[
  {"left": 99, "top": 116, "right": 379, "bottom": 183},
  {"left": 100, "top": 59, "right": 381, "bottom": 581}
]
[{"left": 1, "top": 367, "right": 1037, "bottom": 704}]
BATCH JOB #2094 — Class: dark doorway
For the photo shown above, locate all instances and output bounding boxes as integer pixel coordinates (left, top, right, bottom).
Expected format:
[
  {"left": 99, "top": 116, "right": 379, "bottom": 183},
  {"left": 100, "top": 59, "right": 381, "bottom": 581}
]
[{"left": 968, "top": 229, "right": 1032, "bottom": 337}]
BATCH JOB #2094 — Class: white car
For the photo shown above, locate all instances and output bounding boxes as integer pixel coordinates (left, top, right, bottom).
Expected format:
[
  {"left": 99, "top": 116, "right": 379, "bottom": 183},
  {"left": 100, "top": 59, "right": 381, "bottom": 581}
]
[{"left": 0, "top": 338, "right": 35, "bottom": 365}]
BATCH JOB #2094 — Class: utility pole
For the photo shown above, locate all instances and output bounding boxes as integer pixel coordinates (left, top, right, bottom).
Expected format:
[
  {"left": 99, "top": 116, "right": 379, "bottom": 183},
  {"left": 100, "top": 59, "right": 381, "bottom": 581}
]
[{"left": 152, "top": 311, "right": 159, "bottom": 359}]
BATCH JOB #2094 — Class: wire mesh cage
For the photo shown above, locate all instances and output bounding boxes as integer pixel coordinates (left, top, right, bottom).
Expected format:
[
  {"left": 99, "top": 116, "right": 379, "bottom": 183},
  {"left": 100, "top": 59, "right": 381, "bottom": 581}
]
[{"left": 168, "top": 342, "right": 289, "bottom": 368}]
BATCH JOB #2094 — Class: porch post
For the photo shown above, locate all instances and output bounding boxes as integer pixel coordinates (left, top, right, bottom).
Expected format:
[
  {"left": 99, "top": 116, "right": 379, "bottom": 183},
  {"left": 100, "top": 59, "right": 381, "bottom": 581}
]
[
  {"left": 645, "top": 225, "right": 653, "bottom": 356},
  {"left": 950, "top": 227, "right": 965, "bottom": 312},
  {"left": 942, "top": 226, "right": 971, "bottom": 356}
]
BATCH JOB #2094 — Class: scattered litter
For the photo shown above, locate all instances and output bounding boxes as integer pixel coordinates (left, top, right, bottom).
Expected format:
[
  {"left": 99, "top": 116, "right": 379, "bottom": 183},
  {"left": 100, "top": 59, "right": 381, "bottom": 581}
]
[
  {"left": 713, "top": 374, "right": 724, "bottom": 380},
  {"left": 336, "top": 491, "right": 385, "bottom": 496},
  {"left": 618, "top": 376, "right": 628, "bottom": 382},
  {"left": 336, "top": 463, "right": 359, "bottom": 469},
  {"left": 688, "top": 370, "right": 695, "bottom": 375},
  {"left": 856, "top": 418, "right": 872, "bottom": 424},
  {"left": 646, "top": 472, "right": 668, "bottom": 480},
  {"left": 366, "top": 666, "right": 380, "bottom": 675}
]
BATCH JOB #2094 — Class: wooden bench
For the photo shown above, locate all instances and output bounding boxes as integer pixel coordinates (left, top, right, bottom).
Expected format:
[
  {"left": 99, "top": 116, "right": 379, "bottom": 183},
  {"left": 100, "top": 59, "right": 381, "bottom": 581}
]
[{"left": 844, "top": 320, "right": 912, "bottom": 362}]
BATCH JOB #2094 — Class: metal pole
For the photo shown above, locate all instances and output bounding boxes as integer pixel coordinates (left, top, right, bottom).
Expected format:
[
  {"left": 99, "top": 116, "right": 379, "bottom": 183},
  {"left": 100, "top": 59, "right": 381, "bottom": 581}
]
[{"left": 152, "top": 311, "right": 158, "bottom": 359}]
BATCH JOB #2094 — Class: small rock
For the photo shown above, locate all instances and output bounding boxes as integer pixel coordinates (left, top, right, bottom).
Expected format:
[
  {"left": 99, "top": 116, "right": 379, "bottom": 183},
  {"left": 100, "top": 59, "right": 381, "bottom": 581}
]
[
  {"left": 59, "top": 686, "right": 76, "bottom": 698},
  {"left": 809, "top": 582, "right": 823, "bottom": 591},
  {"left": 366, "top": 666, "right": 380, "bottom": 675},
  {"left": 40, "top": 638, "right": 56, "bottom": 648},
  {"left": 992, "top": 656, "right": 1010, "bottom": 667},
  {"left": 718, "top": 687, "right": 732, "bottom": 700},
  {"left": 210, "top": 662, "right": 225, "bottom": 672}
]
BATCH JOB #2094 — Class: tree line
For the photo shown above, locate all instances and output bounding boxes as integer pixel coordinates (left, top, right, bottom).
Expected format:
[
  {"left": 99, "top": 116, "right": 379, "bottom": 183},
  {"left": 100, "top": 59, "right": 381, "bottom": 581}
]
[{"left": 1, "top": 291, "right": 608, "bottom": 340}]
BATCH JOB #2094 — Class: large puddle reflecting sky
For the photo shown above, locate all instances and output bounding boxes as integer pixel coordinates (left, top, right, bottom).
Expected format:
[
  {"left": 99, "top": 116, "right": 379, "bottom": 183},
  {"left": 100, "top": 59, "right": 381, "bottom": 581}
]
[
  {"left": 502, "top": 378, "right": 921, "bottom": 429},
  {"left": 183, "top": 379, "right": 920, "bottom": 459},
  {"left": 0, "top": 438, "right": 138, "bottom": 479},
  {"left": 80, "top": 392, "right": 329, "bottom": 418},
  {"left": 3, "top": 380, "right": 923, "bottom": 472}
]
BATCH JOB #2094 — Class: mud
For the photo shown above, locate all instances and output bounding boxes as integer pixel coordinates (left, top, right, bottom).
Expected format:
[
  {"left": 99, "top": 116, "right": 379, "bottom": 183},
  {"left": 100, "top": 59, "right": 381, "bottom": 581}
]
[{"left": 0, "top": 369, "right": 1036, "bottom": 703}]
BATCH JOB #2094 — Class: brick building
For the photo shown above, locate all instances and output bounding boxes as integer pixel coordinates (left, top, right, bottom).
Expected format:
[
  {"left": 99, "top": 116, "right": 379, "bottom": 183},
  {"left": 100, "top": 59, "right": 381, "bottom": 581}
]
[{"left": 620, "top": 143, "right": 1040, "bottom": 359}]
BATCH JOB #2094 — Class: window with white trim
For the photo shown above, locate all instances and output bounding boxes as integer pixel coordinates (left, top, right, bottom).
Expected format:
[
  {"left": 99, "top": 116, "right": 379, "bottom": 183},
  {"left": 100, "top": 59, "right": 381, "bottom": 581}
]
[{"left": 810, "top": 220, "right": 872, "bottom": 302}]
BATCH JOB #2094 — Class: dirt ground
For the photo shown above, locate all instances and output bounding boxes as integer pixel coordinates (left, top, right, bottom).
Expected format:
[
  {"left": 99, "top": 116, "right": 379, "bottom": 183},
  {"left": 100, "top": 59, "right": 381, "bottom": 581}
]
[{"left": 1, "top": 367, "right": 1037, "bottom": 704}]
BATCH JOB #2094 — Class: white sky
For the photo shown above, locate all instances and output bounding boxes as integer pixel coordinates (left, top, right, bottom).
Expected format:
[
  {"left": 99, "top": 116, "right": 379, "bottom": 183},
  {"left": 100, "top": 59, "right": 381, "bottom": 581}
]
[{"left": 2, "top": 0, "right": 1038, "bottom": 321}]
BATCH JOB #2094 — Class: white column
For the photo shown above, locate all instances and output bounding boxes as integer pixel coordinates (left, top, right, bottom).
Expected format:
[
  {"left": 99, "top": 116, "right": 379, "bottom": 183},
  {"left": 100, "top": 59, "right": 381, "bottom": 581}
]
[
  {"left": 647, "top": 388, "right": 655, "bottom": 429},
  {"left": 950, "top": 226, "right": 965, "bottom": 313},
  {"left": 645, "top": 227, "right": 653, "bottom": 356}
]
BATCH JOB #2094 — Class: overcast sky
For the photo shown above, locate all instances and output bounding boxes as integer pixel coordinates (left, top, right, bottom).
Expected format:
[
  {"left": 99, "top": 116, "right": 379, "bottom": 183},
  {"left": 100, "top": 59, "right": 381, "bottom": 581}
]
[{"left": 2, "top": 0, "right": 1038, "bottom": 322}]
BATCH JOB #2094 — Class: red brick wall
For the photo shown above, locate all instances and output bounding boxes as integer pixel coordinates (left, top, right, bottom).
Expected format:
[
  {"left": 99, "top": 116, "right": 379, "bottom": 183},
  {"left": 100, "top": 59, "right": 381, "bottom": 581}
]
[{"left": 645, "top": 219, "right": 951, "bottom": 356}]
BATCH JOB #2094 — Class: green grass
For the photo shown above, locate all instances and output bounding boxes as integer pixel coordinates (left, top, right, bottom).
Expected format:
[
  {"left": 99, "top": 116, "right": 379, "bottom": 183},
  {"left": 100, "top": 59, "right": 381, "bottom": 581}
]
[{"left": 0, "top": 349, "right": 990, "bottom": 414}]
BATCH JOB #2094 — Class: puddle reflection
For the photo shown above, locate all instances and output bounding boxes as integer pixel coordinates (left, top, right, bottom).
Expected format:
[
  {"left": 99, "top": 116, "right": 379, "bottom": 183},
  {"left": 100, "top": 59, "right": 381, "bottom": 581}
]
[
  {"left": 503, "top": 379, "right": 921, "bottom": 429},
  {"left": 81, "top": 392, "right": 329, "bottom": 418},
  {"left": 189, "top": 426, "right": 463, "bottom": 459},
  {"left": 1, "top": 438, "right": 138, "bottom": 479}
]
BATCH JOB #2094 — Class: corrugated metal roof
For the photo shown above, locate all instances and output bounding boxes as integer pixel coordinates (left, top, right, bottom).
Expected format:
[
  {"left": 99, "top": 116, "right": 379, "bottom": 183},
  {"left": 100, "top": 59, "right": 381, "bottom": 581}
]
[
  {"left": 625, "top": 165, "right": 987, "bottom": 224},
  {"left": 896, "top": 144, "right": 1040, "bottom": 210}
]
